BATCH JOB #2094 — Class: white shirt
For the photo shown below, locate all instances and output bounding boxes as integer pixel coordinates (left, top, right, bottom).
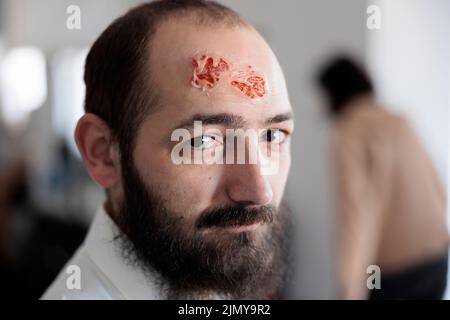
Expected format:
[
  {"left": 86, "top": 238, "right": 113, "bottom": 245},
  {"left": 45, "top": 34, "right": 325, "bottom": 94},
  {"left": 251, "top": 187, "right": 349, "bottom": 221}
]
[{"left": 41, "top": 206, "right": 163, "bottom": 300}]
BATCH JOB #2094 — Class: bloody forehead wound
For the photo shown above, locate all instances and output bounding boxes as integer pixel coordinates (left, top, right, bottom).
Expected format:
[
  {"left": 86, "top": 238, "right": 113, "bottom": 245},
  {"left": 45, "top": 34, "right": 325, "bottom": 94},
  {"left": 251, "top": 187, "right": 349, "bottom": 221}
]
[
  {"left": 191, "top": 55, "right": 230, "bottom": 90},
  {"left": 190, "top": 54, "right": 267, "bottom": 99}
]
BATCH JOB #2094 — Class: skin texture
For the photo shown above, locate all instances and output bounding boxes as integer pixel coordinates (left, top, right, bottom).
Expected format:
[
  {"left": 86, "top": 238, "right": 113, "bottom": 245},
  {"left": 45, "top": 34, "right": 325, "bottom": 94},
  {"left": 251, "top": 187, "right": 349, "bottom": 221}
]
[{"left": 75, "top": 17, "right": 294, "bottom": 277}]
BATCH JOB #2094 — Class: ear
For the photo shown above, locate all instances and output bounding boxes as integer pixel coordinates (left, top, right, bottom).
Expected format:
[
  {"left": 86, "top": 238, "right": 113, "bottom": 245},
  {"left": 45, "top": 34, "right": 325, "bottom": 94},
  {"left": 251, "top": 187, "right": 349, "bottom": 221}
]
[{"left": 74, "top": 113, "right": 121, "bottom": 188}]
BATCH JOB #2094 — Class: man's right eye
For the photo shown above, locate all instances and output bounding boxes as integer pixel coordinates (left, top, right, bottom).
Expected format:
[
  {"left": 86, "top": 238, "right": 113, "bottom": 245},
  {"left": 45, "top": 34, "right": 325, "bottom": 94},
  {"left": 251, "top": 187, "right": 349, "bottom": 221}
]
[{"left": 190, "top": 135, "right": 217, "bottom": 149}]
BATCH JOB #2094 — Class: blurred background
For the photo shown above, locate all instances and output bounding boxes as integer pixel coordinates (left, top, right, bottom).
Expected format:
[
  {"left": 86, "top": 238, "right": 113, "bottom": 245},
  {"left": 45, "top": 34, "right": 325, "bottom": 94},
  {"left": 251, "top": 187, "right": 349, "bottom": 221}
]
[{"left": 0, "top": 0, "right": 448, "bottom": 299}]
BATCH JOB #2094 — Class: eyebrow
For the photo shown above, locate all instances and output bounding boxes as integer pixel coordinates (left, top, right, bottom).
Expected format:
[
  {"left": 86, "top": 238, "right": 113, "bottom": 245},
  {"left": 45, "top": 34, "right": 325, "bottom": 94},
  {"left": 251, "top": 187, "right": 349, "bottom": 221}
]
[
  {"left": 174, "top": 111, "right": 294, "bottom": 131},
  {"left": 264, "top": 111, "right": 294, "bottom": 125}
]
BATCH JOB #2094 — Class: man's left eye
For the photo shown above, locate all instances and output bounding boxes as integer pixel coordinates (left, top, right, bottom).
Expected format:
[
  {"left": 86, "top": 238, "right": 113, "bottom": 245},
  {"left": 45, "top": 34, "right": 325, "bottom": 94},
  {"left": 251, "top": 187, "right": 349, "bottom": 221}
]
[
  {"left": 262, "top": 129, "right": 287, "bottom": 144},
  {"left": 190, "top": 135, "right": 217, "bottom": 149}
]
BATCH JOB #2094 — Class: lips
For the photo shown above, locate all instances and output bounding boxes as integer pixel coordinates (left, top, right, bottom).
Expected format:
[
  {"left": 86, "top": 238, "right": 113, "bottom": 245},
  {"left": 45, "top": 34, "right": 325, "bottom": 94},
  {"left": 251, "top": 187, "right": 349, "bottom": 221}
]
[{"left": 221, "top": 222, "right": 262, "bottom": 233}]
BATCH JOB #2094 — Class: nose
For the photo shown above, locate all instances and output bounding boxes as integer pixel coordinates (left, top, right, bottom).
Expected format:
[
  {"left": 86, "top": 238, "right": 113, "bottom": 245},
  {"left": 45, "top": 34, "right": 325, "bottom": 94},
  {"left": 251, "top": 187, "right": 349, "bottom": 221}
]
[{"left": 225, "top": 163, "right": 273, "bottom": 206}]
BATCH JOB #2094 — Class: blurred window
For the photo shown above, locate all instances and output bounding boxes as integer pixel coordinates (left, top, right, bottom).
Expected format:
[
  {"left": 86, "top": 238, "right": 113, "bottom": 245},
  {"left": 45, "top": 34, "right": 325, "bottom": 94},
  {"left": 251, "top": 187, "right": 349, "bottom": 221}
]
[{"left": 0, "top": 47, "right": 47, "bottom": 128}]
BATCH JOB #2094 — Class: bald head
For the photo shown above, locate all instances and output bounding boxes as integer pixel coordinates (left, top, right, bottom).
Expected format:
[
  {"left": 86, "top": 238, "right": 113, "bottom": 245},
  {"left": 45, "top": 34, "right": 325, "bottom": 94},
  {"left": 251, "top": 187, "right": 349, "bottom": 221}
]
[
  {"left": 149, "top": 17, "right": 289, "bottom": 107},
  {"left": 84, "top": 0, "right": 250, "bottom": 151}
]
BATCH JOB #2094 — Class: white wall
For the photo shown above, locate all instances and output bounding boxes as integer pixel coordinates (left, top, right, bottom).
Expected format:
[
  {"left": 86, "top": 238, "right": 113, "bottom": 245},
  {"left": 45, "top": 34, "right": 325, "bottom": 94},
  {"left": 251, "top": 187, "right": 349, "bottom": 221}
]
[
  {"left": 1, "top": 0, "right": 140, "bottom": 53},
  {"left": 367, "top": 0, "right": 449, "bottom": 190}
]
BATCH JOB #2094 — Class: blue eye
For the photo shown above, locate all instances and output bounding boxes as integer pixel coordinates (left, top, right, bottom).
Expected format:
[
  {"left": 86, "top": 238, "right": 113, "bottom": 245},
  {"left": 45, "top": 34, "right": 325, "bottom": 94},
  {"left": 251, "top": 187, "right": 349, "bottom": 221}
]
[
  {"left": 190, "top": 135, "right": 216, "bottom": 149},
  {"left": 263, "top": 129, "right": 287, "bottom": 143}
]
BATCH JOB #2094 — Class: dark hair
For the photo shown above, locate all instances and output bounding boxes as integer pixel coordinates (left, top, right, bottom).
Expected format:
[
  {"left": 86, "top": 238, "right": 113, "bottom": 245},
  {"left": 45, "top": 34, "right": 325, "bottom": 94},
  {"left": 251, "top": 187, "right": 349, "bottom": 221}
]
[
  {"left": 84, "top": 0, "right": 247, "bottom": 159},
  {"left": 317, "top": 56, "right": 374, "bottom": 116}
]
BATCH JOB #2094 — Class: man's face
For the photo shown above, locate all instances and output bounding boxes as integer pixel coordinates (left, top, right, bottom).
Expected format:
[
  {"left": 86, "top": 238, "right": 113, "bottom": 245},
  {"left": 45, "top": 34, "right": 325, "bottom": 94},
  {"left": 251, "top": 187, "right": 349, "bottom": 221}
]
[{"left": 115, "top": 19, "right": 294, "bottom": 298}]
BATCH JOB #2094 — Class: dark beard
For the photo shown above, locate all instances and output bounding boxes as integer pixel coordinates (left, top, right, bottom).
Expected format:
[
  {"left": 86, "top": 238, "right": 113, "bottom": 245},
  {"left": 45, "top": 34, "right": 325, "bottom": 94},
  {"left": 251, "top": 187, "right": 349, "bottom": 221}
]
[{"left": 112, "top": 158, "right": 289, "bottom": 299}]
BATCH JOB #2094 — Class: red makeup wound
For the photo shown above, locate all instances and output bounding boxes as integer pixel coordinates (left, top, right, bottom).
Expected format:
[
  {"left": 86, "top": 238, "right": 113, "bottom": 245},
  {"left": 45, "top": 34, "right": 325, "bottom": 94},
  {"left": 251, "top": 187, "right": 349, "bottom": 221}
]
[
  {"left": 190, "top": 55, "right": 267, "bottom": 99},
  {"left": 191, "top": 55, "right": 229, "bottom": 90},
  {"left": 231, "top": 74, "right": 266, "bottom": 99}
]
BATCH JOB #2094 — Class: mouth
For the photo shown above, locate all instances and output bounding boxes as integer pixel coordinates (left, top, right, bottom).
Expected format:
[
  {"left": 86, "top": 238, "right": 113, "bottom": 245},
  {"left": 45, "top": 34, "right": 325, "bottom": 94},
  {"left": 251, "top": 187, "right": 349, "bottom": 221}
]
[{"left": 220, "top": 222, "right": 262, "bottom": 233}]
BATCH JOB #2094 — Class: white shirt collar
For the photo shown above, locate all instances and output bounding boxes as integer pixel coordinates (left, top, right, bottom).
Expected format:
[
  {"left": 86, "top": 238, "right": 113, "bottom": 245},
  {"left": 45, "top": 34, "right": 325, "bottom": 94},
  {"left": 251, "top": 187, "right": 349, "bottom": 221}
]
[{"left": 83, "top": 205, "right": 163, "bottom": 300}]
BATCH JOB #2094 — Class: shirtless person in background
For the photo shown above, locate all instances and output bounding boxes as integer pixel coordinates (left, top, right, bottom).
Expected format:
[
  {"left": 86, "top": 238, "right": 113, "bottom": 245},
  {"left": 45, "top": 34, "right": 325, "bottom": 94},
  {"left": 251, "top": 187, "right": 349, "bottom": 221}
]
[{"left": 318, "top": 56, "right": 449, "bottom": 300}]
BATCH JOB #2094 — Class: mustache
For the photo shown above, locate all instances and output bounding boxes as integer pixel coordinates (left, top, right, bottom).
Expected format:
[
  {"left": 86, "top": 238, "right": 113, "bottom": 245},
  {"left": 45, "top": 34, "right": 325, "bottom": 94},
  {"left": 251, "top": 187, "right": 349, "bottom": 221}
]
[{"left": 196, "top": 205, "right": 276, "bottom": 229}]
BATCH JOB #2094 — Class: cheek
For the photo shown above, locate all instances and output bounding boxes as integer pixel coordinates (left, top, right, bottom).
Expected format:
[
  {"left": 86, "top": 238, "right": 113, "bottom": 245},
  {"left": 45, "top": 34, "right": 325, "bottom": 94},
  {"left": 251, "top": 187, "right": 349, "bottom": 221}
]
[
  {"left": 268, "top": 152, "right": 291, "bottom": 202},
  {"left": 170, "top": 168, "right": 220, "bottom": 206},
  {"left": 164, "top": 167, "right": 225, "bottom": 227},
  {"left": 136, "top": 148, "right": 222, "bottom": 213}
]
